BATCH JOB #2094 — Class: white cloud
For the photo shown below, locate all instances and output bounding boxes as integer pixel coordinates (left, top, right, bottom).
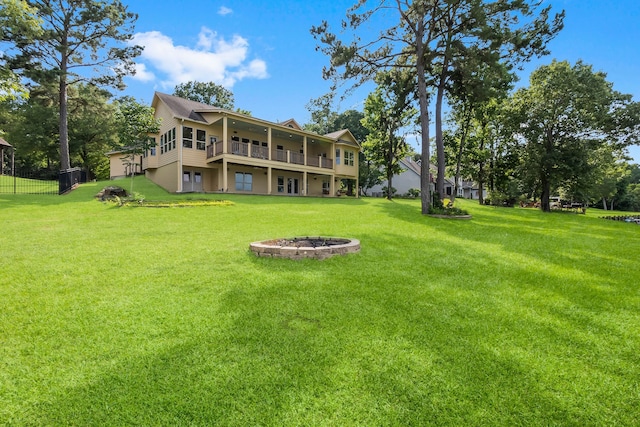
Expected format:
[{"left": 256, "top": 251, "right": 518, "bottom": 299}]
[
  {"left": 130, "top": 63, "right": 155, "bottom": 82},
  {"left": 130, "top": 27, "right": 268, "bottom": 89},
  {"left": 197, "top": 27, "right": 215, "bottom": 50},
  {"left": 218, "top": 6, "right": 233, "bottom": 16}
]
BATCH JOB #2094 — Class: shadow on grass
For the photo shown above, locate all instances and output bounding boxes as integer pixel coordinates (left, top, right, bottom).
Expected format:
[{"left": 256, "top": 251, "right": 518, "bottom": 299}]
[{"left": 30, "top": 230, "right": 634, "bottom": 425}]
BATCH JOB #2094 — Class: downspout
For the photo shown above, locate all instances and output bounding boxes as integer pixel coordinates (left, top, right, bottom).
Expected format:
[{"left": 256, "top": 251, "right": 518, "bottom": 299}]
[{"left": 179, "top": 118, "right": 184, "bottom": 193}]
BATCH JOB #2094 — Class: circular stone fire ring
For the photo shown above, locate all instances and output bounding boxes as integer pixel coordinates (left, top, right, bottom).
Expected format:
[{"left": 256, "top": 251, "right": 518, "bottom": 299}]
[{"left": 250, "top": 237, "right": 360, "bottom": 260}]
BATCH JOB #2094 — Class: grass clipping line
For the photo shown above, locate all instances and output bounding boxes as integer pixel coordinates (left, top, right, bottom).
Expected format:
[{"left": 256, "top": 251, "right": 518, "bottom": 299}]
[{"left": 110, "top": 197, "right": 234, "bottom": 208}]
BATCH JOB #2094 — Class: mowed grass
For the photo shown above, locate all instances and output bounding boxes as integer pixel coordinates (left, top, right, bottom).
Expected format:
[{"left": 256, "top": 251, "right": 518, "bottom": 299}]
[
  {"left": 1, "top": 176, "right": 639, "bottom": 426},
  {"left": 0, "top": 174, "right": 58, "bottom": 194}
]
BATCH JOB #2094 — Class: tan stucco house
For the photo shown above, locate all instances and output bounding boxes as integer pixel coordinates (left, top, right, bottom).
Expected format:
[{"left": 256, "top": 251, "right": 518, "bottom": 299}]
[{"left": 109, "top": 92, "right": 361, "bottom": 196}]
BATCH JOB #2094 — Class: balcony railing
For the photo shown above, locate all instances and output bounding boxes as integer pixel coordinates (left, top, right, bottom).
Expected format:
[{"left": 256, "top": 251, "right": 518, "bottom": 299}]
[
  {"left": 206, "top": 140, "right": 333, "bottom": 169},
  {"left": 251, "top": 145, "right": 269, "bottom": 159},
  {"left": 290, "top": 151, "right": 304, "bottom": 165}
]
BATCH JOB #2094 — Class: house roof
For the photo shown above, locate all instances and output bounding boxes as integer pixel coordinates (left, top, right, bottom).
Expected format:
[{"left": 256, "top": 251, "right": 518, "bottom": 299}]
[
  {"left": 399, "top": 156, "right": 421, "bottom": 176},
  {"left": 153, "top": 92, "right": 361, "bottom": 148},
  {"left": 153, "top": 92, "right": 220, "bottom": 123},
  {"left": 0, "top": 137, "right": 12, "bottom": 148},
  {"left": 278, "top": 118, "right": 303, "bottom": 130},
  {"left": 324, "top": 129, "right": 361, "bottom": 148}
]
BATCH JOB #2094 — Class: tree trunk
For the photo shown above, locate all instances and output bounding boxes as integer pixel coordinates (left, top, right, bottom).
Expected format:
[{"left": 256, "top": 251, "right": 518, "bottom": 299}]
[
  {"left": 478, "top": 163, "right": 485, "bottom": 205},
  {"left": 451, "top": 106, "right": 471, "bottom": 205},
  {"left": 415, "top": 27, "right": 431, "bottom": 214},
  {"left": 435, "top": 71, "right": 447, "bottom": 200},
  {"left": 478, "top": 134, "right": 486, "bottom": 205},
  {"left": 59, "top": 70, "right": 70, "bottom": 171},
  {"left": 58, "top": 29, "right": 71, "bottom": 171},
  {"left": 540, "top": 175, "right": 551, "bottom": 212},
  {"left": 602, "top": 197, "right": 608, "bottom": 210}
]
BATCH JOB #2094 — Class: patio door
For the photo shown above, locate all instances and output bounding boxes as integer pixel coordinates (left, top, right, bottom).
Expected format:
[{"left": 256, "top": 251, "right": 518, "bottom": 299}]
[
  {"left": 287, "top": 178, "right": 299, "bottom": 195},
  {"left": 183, "top": 170, "right": 203, "bottom": 192}
]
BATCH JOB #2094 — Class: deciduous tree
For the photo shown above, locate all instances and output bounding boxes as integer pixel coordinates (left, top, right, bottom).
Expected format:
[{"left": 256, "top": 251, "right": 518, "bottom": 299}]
[
  {"left": 173, "top": 81, "right": 235, "bottom": 110},
  {"left": 114, "top": 96, "right": 160, "bottom": 192},
  {"left": 505, "top": 60, "right": 640, "bottom": 211},
  {"left": 361, "top": 70, "right": 416, "bottom": 200}
]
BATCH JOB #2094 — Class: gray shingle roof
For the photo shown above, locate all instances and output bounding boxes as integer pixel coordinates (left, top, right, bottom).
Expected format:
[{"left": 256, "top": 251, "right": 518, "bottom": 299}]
[{"left": 155, "top": 92, "right": 220, "bottom": 123}]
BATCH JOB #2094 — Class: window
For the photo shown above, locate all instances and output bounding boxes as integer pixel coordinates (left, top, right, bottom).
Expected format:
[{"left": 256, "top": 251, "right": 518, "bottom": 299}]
[
  {"left": 196, "top": 129, "right": 206, "bottom": 150},
  {"left": 161, "top": 127, "right": 176, "bottom": 153},
  {"left": 183, "top": 171, "right": 191, "bottom": 182},
  {"left": 336, "top": 149, "right": 341, "bottom": 165},
  {"left": 235, "top": 172, "right": 252, "bottom": 191},
  {"left": 144, "top": 137, "right": 156, "bottom": 157},
  {"left": 183, "top": 126, "right": 193, "bottom": 148},
  {"left": 277, "top": 176, "right": 284, "bottom": 193},
  {"left": 322, "top": 180, "right": 330, "bottom": 194},
  {"left": 344, "top": 150, "right": 355, "bottom": 166}
]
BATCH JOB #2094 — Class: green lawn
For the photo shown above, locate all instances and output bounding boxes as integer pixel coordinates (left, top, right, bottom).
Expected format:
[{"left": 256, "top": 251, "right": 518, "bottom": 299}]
[
  {"left": 0, "top": 174, "right": 58, "bottom": 194},
  {"left": 1, "top": 177, "right": 639, "bottom": 426}
]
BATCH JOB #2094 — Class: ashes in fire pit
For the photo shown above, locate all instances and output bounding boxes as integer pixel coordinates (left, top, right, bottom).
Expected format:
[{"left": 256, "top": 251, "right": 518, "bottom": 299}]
[{"left": 250, "top": 237, "right": 360, "bottom": 260}]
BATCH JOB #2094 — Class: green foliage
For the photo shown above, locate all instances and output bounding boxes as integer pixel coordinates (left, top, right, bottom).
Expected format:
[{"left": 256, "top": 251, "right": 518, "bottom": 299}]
[
  {"left": 0, "top": 0, "right": 41, "bottom": 100},
  {"left": 114, "top": 96, "right": 161, "bottom": 153},
  {"left": 6, "top": 0, "right": 141, "bottom": 170},
  {"left": 382, "top": 185, "right": 396, "bottom": 198},
  {"left": 405, "top": 188, "right": 420, "bottom": 198},
  {"left": 1, "top": 180, "right": 639, "bottom": 424},
  {"left": 173, "top": 81, "right": 235, "bottom": 110},
  {"left": 1, "top": 82, "right": 116, "bottom": 179},
  {"left": 361, "top": 70, "right": 416, "bottom": 200},
  {"left": 505, "top": 60, "right": 640, "bottom": 211},
  {"left": 312, "top": 0, "right": 564, "bottom": 213}
]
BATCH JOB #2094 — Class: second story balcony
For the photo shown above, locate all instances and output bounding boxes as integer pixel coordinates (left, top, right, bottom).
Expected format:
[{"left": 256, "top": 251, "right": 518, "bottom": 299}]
[{"left": 207, "top": 140, "right": 333, "bottom": 170}]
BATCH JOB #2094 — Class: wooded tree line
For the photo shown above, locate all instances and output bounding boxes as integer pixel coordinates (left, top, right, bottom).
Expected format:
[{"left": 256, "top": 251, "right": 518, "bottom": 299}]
[{"left": 311, "top": 0, "right": 640, "bottom": 212}]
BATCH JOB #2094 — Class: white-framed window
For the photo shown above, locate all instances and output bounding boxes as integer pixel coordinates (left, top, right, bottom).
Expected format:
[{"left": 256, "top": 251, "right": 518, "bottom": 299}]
[
  {"left": 235, "top": 172, "right": 252, "bottom": 191},
  {"left": 196, "top": 129, "right": 206, "bottom": 150},
  {"left": 345, "top": 150, "right": 355, "bottom": 166},
  {"left": 161, "top": 127, "right": 176, "bottom": 153},
  {"left": 336, "top": 149, "right": 341, "bottom": 165},
  {"left": 183, "top": 126, "right": 193, "bottom": 148},
  {"left": 277, "top": 176, "right": 284, "bottom": 193}
]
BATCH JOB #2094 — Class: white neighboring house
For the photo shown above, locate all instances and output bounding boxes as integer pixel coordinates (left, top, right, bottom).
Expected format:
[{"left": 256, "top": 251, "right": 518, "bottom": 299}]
[
  {"left": 455, "top": 179, "right": 487, "bottom": 200},
  {"left": 367, "top": 156, "right": 487, "bottom": 199},
  {"left": 368, "top": 156, "right": 424, "bottom": 197}
]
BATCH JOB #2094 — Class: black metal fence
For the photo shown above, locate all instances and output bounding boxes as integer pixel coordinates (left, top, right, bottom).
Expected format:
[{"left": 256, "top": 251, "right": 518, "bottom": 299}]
[{"left": 0, "top": 167, "right": 86, "bottom": 195}]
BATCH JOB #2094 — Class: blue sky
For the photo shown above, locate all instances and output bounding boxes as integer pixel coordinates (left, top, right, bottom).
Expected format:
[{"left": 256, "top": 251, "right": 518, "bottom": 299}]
[{"left": 121, "top": 0, "right": 640, "bottom": 163}]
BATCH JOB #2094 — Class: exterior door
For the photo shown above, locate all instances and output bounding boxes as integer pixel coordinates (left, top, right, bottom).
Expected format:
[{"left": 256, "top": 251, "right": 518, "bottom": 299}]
[
  {"left": 193, "top": 172, "right": 203, "bottom": 192},
  {"left": 287, "top": 178, "right": 299, "bottom": 195},
  {"left": 183, "top": 171, "right": 203, "bottom": 192}
]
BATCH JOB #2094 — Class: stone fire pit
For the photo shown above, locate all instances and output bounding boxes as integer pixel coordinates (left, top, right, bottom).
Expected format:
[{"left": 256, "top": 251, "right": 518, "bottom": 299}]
[{"left": 250, "top": 237, "right": 360, "bottom": 260}]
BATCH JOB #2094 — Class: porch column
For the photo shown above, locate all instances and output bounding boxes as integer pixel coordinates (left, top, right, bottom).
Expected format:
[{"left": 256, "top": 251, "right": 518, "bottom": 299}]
[
  {"left": 302, "top": 171, "right": 307, "bottom": 196},
  {"left": 330, "top": 174, "right": 335, "bottom": 197},
  {"left": 267, "top": 127, "right": 272, "bottom": 160},
  {"left": 222, "top": 158, "right": 228, "bottom": 191},
  {"left": 303, "top": 136, "right": 307, "bottom": 166},
  {"left": 267, "top": 167, "right": 272, "bottom": 194},
  {"left": 355, "top": 177, "right": 359, "bottom": 198},
  {"left": 222, "top": 116, "right": 228, "bottom": 154}
]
